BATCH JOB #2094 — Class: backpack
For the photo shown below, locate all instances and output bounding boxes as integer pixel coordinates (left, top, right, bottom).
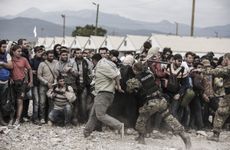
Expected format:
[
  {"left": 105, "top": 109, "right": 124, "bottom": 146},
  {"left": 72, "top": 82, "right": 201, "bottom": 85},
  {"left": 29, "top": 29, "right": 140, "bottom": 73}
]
[
  {"left": 0, "top": 52, "right": 10, "bottom": 81},
  {"left": 167, "top": 66, "right": 184, "bottom": 93}
]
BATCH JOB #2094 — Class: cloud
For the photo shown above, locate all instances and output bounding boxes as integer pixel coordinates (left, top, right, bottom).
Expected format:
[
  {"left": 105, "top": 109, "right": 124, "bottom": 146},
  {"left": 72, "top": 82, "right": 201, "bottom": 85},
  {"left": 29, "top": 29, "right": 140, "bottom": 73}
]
[{"left": 0, "top": 0, "right": 229, "bottom": 27}]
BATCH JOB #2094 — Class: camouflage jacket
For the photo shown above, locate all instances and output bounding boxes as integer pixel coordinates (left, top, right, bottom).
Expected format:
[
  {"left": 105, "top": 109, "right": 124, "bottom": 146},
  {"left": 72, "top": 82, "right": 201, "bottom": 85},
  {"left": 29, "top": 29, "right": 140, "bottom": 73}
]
[
  {"left": 204, "top": 65, "right": 230, "bottom": 88},
  {"left": 213, "top": 77, "right": 225, "bottom": 97},
  {"left": 203, "top": 74, "right": 214, "bottom": 97}
]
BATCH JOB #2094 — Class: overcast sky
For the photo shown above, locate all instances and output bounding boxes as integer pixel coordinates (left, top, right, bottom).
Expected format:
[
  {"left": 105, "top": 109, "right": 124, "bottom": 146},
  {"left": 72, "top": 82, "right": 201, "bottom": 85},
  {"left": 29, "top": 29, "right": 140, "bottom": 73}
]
[{"left": 1, "top": 0, "right": 229, "bottom": 27}]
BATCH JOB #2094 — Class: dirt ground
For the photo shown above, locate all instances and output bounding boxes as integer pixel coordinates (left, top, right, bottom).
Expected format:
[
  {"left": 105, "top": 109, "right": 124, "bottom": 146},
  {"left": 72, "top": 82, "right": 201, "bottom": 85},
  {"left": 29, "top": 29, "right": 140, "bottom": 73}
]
[{"left": 1, "top": 123, "right": 230, "bottom": 150}]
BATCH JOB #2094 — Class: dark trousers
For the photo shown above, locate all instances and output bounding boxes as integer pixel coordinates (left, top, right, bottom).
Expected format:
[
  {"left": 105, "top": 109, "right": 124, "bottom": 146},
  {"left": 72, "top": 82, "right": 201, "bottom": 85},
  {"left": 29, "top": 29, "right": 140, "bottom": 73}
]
[
  {"left": 170, "top": 100, "right": 191, "bottom": 127},
  {"left": 202, "top": 96, "right": 219, "bottom": 127},
  {"left": 84, "top": 92, "right": 122, "bottom": 135},
  {"left": 76, "top": 87, "right": 93, "bottom": 123},
  {"left": 190, "top": 95, "right": 204, "bottom": 129},
  {"left": 48, "top": 104, "right": 72, "bottom": 125}
]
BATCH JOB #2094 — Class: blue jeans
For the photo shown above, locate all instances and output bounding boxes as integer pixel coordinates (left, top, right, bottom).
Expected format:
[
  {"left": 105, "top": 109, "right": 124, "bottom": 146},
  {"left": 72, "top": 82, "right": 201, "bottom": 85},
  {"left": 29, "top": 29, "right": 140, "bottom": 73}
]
[
  {"left": 32, "top": 86, "right": 40, "bottom": 120},
  {"left": 48, "top": 104, "right": 72, "bottom": 125},
  {"left": 39, "top": 85, "right": 53, "bottom": 120}
]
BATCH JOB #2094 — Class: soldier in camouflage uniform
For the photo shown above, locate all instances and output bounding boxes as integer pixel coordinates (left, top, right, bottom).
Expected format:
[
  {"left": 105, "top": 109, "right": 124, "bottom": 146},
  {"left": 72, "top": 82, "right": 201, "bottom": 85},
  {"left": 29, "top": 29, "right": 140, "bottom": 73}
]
[
  {"left": 201, "top": 53, "right": 230, "bottom": 142},
  {"left": 127, "top": 62, "right": 191, "bottom": 149}
]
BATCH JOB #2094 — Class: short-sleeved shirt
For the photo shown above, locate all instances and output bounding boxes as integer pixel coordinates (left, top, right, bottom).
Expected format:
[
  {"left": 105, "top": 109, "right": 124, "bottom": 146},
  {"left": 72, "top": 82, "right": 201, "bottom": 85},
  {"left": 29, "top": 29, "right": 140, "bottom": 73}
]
[
  {"left": 12, "top": 57, "right": 31, "bottom": 80},
  {"left": 0, "top": 53, "right": 12, "bottom": 84},
  {"left": 95, "top": 58, "right": 120, "bottom": 94}
]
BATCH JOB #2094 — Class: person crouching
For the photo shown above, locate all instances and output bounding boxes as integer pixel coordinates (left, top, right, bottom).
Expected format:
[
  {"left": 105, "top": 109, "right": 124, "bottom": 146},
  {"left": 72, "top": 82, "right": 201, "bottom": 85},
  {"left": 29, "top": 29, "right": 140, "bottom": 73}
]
[{"left": 47, "top": 75, "right": 76, "bottom": 126}]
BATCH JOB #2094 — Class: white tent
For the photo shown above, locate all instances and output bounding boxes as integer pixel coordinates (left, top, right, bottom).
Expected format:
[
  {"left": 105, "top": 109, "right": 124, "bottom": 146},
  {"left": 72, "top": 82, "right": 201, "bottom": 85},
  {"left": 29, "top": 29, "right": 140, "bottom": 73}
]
[
  {"left": 36, "top": 37, "right": 45, "bottom": 46},
  {"left": 100, "top": 35, "right": 125, "bottom": 50},
  {"left": 36, "top": 35, "right": 230, "bottom": 57},
  {"left": 62, "top": 36, "right": 75, "bottom": 48},
  {"left": 75, "top": 36, "right": 89, "bottom": 49},
  {"left": 118, "top": 35, "right": 149, "bottom": 52},
  {"left": 54, "top": 37, "right": 64, "bottom": 45},
  {"left": 150, "top": 34, "right": 230, "bottom": 57},
  {"left": 128, "top": 35, "right": 149, "bottom": 52},
  {"left": 43, "top": 37, "right": 55, "bottom": 50},
  {"left": 84, "top": 36, "right": 105, "bottom": 50}
]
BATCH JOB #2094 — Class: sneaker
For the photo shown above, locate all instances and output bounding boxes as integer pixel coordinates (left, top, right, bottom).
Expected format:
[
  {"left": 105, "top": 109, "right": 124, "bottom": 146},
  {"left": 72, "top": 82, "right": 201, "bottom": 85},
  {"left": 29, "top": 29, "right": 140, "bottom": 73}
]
[
  {"left": 13, "top": 120, "right": 20, "bottom": 129},
  {"left": 3, "top": 127, "right": 10, "bottom": 134},
  {"left": 22, "top": 117, "right": 29, "bottom": 122},
  {"left": 48, "top": 120, "right": 53, "bottom": 126},
  {"left": 40, "top": 119, "right": 46, "bottom": 124},
  {"left": 7, "top": 120, "right": 14, "bottom": 129},
  {"left": 119, "top": 123, "right": 124, "bottom": 139},
  {"left": 33, "top": 119, "right": 41, "bottom": 125}
]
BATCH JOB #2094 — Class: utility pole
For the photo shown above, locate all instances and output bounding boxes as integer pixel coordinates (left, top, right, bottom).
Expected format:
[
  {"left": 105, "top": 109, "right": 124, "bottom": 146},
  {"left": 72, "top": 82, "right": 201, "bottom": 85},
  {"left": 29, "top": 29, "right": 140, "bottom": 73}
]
[
  {"left": 61, "top": 14, "right": 66, "bottom": 38},
  {"left": 41, "top": 28, "right": 44, "bottom": 37},
  {"left": 92, "top": 2, "right": 99, "bottom": 35},
  {"left": 175, "top": 22, "right": 179, "bottom": 35},
  {"left": 190, "top": 0, "right": 196, "bottom": 36},
  {"left": 214, "top": 31, "right": 218, "bottom": 37}
]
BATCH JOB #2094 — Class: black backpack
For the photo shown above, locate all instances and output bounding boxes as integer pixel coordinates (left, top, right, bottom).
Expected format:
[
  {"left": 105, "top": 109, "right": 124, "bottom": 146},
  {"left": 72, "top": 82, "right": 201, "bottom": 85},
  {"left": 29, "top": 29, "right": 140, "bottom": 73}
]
[{"left": 167, "top": 66, "right": 184, "bottom": 93}]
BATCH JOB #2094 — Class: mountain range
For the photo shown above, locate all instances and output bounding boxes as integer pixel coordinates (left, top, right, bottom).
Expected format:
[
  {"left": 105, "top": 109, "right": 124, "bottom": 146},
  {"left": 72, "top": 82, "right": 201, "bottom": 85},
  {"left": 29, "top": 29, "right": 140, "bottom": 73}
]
[{"left": 0, "top": 7, "right": 230, "bottom": 40}]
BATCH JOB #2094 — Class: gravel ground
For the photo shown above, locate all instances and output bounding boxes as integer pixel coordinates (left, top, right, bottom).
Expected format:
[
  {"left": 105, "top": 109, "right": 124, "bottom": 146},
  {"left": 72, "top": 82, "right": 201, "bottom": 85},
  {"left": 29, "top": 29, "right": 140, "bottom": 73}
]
[{"left": 1, "top": 123, "right": 230, "bottom": 150}]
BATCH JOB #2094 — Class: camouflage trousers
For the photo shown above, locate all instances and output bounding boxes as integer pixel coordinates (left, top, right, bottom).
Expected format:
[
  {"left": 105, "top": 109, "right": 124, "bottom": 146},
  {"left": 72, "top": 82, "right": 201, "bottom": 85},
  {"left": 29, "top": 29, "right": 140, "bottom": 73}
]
[
  {"left": 135, "top": 97, "right": 184, "bottom": 134},
  {"left": 213, "top": 94, "right": 230, "bottom": 132}
]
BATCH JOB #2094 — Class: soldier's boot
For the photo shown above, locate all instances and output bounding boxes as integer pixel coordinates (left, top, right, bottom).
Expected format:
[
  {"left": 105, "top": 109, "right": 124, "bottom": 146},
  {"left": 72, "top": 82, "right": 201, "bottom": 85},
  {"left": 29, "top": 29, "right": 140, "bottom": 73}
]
[
  {"left": 0, "top": 112, "right": 7, "bottom": 126},
  {"left": 207, "top": 131, "right": 220, "bottom": 142},
  {"left": 135, "top": 133, "right": 146, "bottom": 144},
  {"left": 178, "top": 132, "right": 191, "bottom": 150}
]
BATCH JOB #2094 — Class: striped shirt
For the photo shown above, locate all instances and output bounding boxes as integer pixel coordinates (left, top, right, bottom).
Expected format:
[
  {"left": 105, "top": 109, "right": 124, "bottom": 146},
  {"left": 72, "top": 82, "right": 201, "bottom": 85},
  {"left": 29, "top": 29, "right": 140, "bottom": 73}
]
[{"left": 47, "top": 85, "right": 76, "bottom": 110}]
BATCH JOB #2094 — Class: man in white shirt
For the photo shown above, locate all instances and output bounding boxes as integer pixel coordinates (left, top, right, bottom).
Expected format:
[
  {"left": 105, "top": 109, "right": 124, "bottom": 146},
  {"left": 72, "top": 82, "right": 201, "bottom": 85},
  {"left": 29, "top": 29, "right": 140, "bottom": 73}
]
[{"left": 84, "top": 53, "right": 124, "bottom": 139}]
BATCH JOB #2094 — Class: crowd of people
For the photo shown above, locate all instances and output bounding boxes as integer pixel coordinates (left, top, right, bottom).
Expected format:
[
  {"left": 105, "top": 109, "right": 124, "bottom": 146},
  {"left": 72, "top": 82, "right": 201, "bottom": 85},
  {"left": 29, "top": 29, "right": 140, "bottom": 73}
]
[{"left": 0, "top": 39, "right": 230, "bottom": 149}]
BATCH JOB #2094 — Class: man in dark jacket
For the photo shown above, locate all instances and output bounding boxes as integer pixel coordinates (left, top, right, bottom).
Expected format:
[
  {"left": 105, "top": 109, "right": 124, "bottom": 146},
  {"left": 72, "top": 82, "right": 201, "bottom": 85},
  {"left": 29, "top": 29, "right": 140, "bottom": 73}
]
[
  {"left": 165, "top": 54, "right": 195, "bottom": 127},
  {"left": 30, "top": 46, "right": 43, "bottom": 124},
  {"left": 70, "top": 48, "right": 93, "bottom": 124}
]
